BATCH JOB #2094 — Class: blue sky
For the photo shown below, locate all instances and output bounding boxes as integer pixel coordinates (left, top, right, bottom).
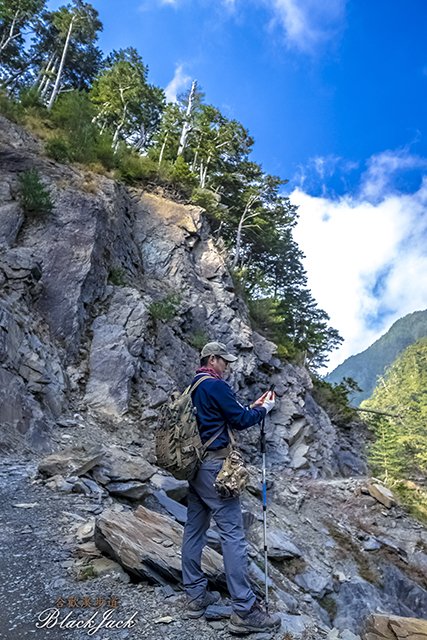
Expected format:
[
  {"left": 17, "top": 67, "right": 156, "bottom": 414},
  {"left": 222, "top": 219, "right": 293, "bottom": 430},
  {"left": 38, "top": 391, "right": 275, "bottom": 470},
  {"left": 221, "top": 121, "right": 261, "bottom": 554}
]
[{"left": 48, "top": 0, "right": 427, "bottom": 370}]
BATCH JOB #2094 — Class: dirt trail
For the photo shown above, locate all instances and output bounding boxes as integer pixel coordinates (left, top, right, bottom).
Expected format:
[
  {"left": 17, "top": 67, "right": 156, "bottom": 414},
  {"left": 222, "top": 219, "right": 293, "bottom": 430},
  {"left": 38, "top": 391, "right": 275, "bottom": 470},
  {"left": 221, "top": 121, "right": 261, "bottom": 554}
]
[{"left": 0, "top": 457, "right": 249, "bottom": 640}]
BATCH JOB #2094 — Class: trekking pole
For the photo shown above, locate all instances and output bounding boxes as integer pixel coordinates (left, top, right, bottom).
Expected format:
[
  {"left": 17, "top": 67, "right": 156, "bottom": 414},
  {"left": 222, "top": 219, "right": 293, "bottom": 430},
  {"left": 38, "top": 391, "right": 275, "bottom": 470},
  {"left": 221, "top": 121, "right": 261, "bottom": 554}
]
[
  {"left": 260, "top": 412, "right": 269, "bottom": 613},
  {"left": 260, "top": 383, "right": 274, "bottom": 614}
]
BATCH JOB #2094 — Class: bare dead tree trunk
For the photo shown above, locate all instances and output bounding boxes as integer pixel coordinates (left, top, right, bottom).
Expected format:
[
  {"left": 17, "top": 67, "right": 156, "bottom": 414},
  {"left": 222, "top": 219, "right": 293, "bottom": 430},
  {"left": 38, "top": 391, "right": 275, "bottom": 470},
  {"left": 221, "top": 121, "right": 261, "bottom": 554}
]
[
  {"left": 231, "top": 194, "right": 260, "bottom": 269},
  {"left": 41, "top": 58, "right": 58, "bottom": 101},
  {"left": 177, "top": 79, "right": 197, "bottom": 158},
  {"left": 91, "top": 102, "right": 110, "bottom": 128},
  {"left": 0, "top": 10, "right": 20, "bottom": 53},
  {"left": 158, "top": 133, "right": 168, "bottom": 167},
  {"left": 199, "top": 139, "right": 228, "bottom": 188},
  {"left": 133, "top": 123, "right": 147, "bottom": 152},
  {"left": 191, "top": 148, "right": 199, "bottom": 172},
  {"left": 36, "top": 54, "right": 56, "bottom": 93},
  {"left": 113, "top": 102, "right": 128, "bottom": 152},
  {"left": 200, "top": 154, "right": 211, "bottom": 188},
  {"left": 47, "top": 15, "right": 76, "bottom": 110}
]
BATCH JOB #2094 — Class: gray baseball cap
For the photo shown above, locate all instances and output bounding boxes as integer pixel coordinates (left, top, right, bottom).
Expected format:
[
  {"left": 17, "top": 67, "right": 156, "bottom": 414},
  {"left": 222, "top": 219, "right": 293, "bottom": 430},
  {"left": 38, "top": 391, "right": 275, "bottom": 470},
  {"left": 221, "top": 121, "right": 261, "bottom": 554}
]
[{"left": 201, "top": 341, "right": 237, "bottom": 362}]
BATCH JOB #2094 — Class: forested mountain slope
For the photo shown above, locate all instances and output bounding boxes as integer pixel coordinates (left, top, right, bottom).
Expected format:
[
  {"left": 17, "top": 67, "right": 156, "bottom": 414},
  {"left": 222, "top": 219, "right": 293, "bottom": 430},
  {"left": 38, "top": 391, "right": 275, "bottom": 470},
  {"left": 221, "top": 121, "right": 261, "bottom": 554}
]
[
  {"left": 362, "top": 337, "right": 427, "bottom": 488},
  {"left": 326, "top": 310, "right": 427, "bottom": 405}
]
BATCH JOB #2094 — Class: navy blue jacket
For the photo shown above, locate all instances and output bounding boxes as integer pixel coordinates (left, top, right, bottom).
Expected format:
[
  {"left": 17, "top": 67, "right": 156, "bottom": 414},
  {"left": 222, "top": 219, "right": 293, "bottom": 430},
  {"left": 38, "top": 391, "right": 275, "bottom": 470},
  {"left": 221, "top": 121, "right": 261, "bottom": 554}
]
[{"left": 190, "top": 374, "right": 266, "bottom": 450}]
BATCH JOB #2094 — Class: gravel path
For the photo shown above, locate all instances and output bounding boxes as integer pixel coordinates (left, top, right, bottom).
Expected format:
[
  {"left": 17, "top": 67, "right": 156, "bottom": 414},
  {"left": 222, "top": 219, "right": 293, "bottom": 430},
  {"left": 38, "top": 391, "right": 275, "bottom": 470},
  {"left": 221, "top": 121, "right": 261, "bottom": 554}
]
[{"left": 0, "top": 456, "right": 280, "bottom": 640}]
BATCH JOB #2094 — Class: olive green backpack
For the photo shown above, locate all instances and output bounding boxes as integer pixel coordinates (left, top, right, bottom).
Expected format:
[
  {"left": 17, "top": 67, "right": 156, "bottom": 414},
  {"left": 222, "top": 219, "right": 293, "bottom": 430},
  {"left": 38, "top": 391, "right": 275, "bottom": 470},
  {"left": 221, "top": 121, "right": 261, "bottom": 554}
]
[{"left": 155, "top": 375, "right": 225, "bottom": 480}]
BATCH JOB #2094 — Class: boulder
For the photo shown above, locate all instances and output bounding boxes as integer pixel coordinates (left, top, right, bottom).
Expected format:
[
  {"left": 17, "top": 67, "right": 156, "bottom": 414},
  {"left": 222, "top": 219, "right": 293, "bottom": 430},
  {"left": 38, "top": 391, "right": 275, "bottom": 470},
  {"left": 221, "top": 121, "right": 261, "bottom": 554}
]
[
  {"left": 381, "top": 564, "right": 427, "bottom": 619},
  {"left": 341, "top": 631, "right": 362, "bottom": 640},
  {"left": 38, "top": 447, "right": 105, "bottom": 478},
  {"left": 105, "top": 480, "right": 151, "bottom": 501},
  {"left": 362, "top": 614, "right": 427, "bottom": 639},
  {"left": 94, "top": 505, "right": 226, "bottom": 588},
  {"left": 76, "top": 519, "right": 95, "bottom": 543},
  {"left": 294, "top": 568, "right": 331, "bottom": 597},
  {"left": 249, "top": 525, "right": 303, "bottom": 560},
  {"left": 148, "top": 490, "right": 188, "bottom": 524},
  {"left": 94, "top": 446, "right": 156, "bottom": 483},
  {"left": 363, "top": 537, "right": 382, "bottom": 551},
  {"left": 89, "top": 557, "right": 130, "bottom": 582},
  {"left": 290, "top": 442, "right": 310, "bottom": 470},
  {"left": 287, "top": 419, "right": 308, "bottom": 446},
  {"left": 367, "top": 483, "right": 395, "bottom": 509},
  {"left": 279, "top": 614, "right": 314, "bottom": 639},
  {"left": 150, "top": 472, "right": 188, "bottom": 501},
  {"left": 333, "top": 581, "right": 396, "bottom": 632}
]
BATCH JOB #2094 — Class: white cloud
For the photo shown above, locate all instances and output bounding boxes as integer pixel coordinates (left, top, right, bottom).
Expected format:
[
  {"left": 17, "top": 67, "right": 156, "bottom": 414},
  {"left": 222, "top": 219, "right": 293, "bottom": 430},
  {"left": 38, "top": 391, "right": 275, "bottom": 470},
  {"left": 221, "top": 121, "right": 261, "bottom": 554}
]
[
  {"left": 266, "top": 0, "right": 347, "bottom": 53},
  {"left": 142, "top": 0, "right": 345, "bottom": 53},
  {"left": 164, "top": 64, "right": 191, "bottom": 103},
  {"left": 138, "top": 0, "right": 180, "bottom": 11},
  {"left": 291, "top": 169, "right": 427, "bottom": 372},
  {"left": 360, "top": 148, "right": 427, "bottom": 200},
  {"left": 294, "top": 154, "right": 359, "bottom": 196}
]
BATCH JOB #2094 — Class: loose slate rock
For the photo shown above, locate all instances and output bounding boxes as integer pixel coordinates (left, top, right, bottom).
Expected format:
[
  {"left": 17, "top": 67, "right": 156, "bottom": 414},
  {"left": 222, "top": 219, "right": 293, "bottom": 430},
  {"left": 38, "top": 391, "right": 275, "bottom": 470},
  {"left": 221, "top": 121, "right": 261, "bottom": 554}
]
[
  {"left": 105, "top": 480, "right": 151, "bottom": 501},
  {"left": 38, "top": 446, "right": 105, "bottom": 478},
  {"left": 294, "top": 568, "right": 331, "bottom": 597},
  {"left": 149, "top": 490, "right": 188, "bottom": 524},
  {"left": 13, "top": 502, "right": 39, "bottom": 508},
  {"left": 362, "top": 613, "right": 427, "bottom": 639},
  {"left": 367, "top": 483, "right": 395, "bottom": 509},
  {"left": 95, "top": 505, "right": 226, "bottom": 588},
  {"left": 150, "top": 472, "right": 188, "bottom": 501},
  {"left": 100, "top": 445, "right": 156, "bottom": 483}
]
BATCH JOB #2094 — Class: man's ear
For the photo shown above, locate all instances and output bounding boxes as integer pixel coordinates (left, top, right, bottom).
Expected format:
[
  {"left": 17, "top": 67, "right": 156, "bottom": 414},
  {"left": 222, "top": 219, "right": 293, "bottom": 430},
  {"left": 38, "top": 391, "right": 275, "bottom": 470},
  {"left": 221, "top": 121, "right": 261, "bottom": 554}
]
[{"left": 208, "top": 354, "right": 216, "bottom": 366}]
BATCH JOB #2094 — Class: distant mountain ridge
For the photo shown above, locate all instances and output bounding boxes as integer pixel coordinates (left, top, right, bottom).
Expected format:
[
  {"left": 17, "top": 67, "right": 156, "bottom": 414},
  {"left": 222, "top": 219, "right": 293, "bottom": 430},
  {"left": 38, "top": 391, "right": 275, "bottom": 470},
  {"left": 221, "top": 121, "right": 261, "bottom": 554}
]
[{"left": 326, "top": 309, "right": 427, "bottom": 405}]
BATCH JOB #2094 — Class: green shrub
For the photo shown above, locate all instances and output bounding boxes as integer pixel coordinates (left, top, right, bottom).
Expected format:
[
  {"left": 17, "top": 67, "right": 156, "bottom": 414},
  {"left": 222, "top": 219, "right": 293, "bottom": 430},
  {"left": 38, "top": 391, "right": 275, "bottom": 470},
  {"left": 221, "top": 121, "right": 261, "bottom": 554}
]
[
  {"left": 45, "top": 136, "right": 70, "bottom": 162},
  {"left": 191, "top": 187, "right": 221, "bottom": 215},
  {"left": 94, "top": 133, "right": 117, "bottom": 170},
  {"left": 248, "top": 297, "right": 281, "bottom": 333},
  {"left": 170, "top": 156, "right": 197, "bottom": 196},
  {"left": 115, "top": 151, "right": 159, "bottom": 184},
  {"left": 389, "top": 479, "right": 427, "bottom": 525},
  {"left": 49, "top": 91, "right": 98, "bottom": 163},
  {"left": 18, "top": 169, "right": 53, "bottom": 217},
  {"left": 311, "top": 377, "right": 360, "bottom": 426},
  {"left": 19, "top": 87, "right": 44, "bottom": 110},
  {"left": 108, "top": 267, "right": 126, "bottom": 286},
  {"left": 149, "top": 293, "right": 181, "bottom": 322},
  {"left": 188, "top": 330, "right": 210, "bottom": 351},
  {"left": 0, "top": 90, "right": 23, "bottom": 122}
]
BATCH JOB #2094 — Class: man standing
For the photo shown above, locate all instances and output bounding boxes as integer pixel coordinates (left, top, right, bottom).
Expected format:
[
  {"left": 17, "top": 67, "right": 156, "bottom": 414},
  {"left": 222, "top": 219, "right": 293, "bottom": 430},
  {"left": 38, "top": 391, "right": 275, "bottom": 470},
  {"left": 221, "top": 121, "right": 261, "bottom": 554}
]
[{"left": 182, "top": 341, "right": 281, "bottom": 635}]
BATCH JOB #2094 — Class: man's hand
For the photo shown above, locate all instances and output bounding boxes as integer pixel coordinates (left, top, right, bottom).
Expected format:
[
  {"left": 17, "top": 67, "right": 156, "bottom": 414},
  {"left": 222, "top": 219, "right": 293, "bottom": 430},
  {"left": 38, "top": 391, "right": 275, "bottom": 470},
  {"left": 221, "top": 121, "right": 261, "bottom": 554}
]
[{"left": 252, "top": 390, "right": 276, "bottom": 413}]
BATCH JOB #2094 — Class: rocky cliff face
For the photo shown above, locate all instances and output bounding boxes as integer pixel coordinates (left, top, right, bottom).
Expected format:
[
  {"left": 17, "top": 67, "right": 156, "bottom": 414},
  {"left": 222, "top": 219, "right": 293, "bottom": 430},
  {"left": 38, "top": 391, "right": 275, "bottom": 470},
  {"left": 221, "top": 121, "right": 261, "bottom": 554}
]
[
  {"left": 0, "top": 114, "right": 362, "bottom": 478},
  {"left": 1, "top": 115, "right": 426, "bottom": 639}
]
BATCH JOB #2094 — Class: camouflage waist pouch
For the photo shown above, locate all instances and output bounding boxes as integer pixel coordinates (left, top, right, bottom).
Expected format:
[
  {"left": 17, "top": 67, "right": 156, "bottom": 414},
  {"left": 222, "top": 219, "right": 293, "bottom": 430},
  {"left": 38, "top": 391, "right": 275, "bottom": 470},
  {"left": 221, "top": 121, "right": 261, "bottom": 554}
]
[{"left": 214, "top": 429, "right": 249, "bottom": 498}]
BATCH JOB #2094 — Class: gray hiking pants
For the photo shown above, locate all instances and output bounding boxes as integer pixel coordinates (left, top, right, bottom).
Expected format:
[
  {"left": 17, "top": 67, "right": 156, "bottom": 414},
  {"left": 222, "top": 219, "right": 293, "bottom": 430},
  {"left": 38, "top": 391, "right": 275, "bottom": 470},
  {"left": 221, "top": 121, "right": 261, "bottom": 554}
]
[{"left": 181, "top": 458, "right": 256, "bottom": 615}]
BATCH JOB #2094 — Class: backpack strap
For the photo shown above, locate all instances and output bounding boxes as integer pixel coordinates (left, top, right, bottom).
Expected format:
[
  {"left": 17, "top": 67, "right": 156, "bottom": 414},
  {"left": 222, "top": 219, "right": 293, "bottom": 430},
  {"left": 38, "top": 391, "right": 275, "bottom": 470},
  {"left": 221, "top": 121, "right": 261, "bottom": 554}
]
[
  {"left": 227, "top": 426, "right": 236, "bottom": 447},
  {"left": 201, "top": 423, "right": 227, "bottom": 455},
  {"left": 184, "top": 374, "right": 214, "bottom": 396},
  {"left": 184, "top": 375, "right": 238, "bottom": 456},
  {"left": 185, "top": 375, "right": 228, "bottom": 458}
]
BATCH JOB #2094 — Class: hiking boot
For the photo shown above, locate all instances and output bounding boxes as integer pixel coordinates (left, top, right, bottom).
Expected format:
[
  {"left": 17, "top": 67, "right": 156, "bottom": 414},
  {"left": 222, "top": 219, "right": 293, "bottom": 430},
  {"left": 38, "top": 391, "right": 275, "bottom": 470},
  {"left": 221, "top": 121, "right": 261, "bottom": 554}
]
[
  {"left": 186, "top": 590, "right": 221, "bottom": 618},
  {"left": 229, "top": 601, "right": 281, "bottom": 635}
]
